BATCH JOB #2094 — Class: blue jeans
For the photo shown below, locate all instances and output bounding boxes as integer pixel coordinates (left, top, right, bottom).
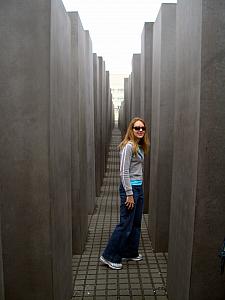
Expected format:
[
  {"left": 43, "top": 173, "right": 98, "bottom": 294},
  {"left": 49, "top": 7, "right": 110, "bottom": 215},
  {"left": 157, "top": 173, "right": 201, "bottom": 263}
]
[{"left": 102, "top": 183, "right": 144, "bottom": 263}]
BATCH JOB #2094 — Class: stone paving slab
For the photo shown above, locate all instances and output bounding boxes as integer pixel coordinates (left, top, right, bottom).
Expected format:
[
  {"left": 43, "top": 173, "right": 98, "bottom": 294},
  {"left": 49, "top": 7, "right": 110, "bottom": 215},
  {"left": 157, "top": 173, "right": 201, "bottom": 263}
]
[{"left": 72, "top": 128, "right": 168, "bottom": 299}]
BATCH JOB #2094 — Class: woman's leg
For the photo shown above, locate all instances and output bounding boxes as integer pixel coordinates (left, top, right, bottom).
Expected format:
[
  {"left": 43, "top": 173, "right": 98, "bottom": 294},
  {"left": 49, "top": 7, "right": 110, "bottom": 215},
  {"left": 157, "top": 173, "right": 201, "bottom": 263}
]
[
  {"left": 102, "top": 183, "right": 137, "bottom": 263},
  {"left": 121, "top": 185, "right": 144, "bottom": 258}
]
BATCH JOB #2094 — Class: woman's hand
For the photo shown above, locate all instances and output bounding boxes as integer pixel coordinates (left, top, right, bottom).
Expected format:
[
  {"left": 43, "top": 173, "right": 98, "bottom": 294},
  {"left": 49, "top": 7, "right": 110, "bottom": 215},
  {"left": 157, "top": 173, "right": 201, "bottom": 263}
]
[{"left": 125, "top": 195, "right": 135, "bottom": 210}]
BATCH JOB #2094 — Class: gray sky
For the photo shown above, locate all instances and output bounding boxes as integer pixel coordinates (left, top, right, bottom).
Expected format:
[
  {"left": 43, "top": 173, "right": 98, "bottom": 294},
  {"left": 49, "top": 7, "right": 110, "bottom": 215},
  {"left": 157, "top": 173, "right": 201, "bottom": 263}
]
[{"left": 62, "top": 0, "right": 177, "bottom": 74}]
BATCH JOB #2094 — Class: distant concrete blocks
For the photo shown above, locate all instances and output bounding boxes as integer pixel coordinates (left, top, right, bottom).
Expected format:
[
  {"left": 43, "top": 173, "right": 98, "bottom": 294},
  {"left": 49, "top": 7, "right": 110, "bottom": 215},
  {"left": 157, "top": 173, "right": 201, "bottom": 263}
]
[
  {"left": 148, "top": 4, "right": 176, "bottom": 252},
  {"left": 168, "top": 1, "right": 225, "bottom": 299}
]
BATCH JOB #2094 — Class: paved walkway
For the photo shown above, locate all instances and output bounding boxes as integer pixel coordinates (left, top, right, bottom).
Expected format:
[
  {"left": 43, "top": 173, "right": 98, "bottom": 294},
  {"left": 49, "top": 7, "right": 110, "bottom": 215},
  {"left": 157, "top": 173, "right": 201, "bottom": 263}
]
[{"left": 72, "top": 127, "right": 168, "bottom": 300}]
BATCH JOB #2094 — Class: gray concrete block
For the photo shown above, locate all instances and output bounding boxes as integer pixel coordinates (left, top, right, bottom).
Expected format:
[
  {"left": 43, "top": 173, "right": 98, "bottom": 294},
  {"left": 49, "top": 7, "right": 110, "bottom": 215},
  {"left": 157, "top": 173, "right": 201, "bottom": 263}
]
[
  {"left": 127, "top": 74, "right": 132, "bottom": 126},
  {"left": 121, "top": 74, "right": 132, "bottom": 137},
  {"left": 98, "top": 57, "right": 106, "bottom": 182},
  {"left": 0, "top": 219, "right": 5, "bottom": 300},
  {"left": 102, "top": 63, "right": 107, "bottom": 173},
  {"left": 119, "top": 78, "right": 129, "bottom": 137},
  {"left": 0, "top": 0, "right": 72, "bottom": 299},
  {"left": 122, "top": 78, "right": 129, "bottom": 136},
  {"left": 106, "top": 71, "right": 111, "bottom": 161},
  {"left": 131, "top": 54, "right": 141, "bottom": 118},
  {"left": 167, "top": 1, "right": 225, "bottom": 299},
  {"left": 69, "top": 12, "right": 88, "bottom": 254},
  {"left": 85, "top": 30, "right": 96, "bottom": 214},
  {"left": 108, "top": 82, "right": 113, "bottom": 136},
  {"left": 93, "top": 53, "right": 101, "bottom": 196},
  {"left": 148, "top": 4, "right": 176, "bottom": 252},
  {"left": 140, "top": 22, "right": 154, "bottom": 213},
  {"left": 119, "top": 100, "right": 125, "bottom": 134}
]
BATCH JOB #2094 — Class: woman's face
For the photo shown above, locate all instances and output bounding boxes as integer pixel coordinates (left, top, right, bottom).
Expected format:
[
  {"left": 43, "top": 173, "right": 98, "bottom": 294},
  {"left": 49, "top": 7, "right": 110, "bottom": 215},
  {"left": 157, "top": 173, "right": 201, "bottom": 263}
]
[{"left": 132, "top": 120, "right": 146, "bottom": 140}]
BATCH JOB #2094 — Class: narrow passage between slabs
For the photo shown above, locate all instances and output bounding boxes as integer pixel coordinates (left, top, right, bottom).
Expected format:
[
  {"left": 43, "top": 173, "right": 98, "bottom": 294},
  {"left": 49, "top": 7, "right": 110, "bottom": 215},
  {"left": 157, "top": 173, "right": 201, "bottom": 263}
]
[{"left": 72, "top": 124, "right": 168, "bottom": 300}]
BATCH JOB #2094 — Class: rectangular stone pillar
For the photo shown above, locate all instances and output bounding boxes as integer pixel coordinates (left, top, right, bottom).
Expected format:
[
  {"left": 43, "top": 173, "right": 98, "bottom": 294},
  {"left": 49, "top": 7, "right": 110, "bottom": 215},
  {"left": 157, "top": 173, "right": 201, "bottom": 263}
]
[
  {"left": 128, "top": 74, "right": 132, "bottom": 123},
  {"left": 123, "top": 78, "right": 129, "bottom": 136},
  {"left": 131, "top": 54, "right": 141, "bottom": 118},
  {"left": 85, "top": 30, "right": 96, "bottom": 214},
  {"left": 93, "top": 53, "right": 101, "bottom": 196},
  {"left": 108, "top": 83, "right": 113, "bottom": 136},
  {"left": 98, "top": 57, "right": 106, "bottom": 182},
  {"left": 0, "top": 220, "right": 5, "bottom": 300},
  {"left": 105, "top": 71, "right": 111, "bottom": 157},
  {"left": 69, "top": 12, "right": 88, "bottom": 254},
  {"left": 148, "top": 4, "right": 176, "bottom": 252},
  {"left": 102, "top": 64, "right": 107, "bottom": 173},
  {"left": 168, "top": 1, "right": 225, "bottom": 299},
  {"left": 140, "top": 22, "right": 154, "bottom": 213},
  {"left": 0, "top": 0, "right": 72, "bottom": 299}
]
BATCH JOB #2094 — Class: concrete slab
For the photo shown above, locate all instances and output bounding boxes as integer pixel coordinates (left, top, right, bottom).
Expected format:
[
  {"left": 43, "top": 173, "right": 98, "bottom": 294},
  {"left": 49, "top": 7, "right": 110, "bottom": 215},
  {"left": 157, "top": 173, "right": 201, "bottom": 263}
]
[
  {"left": 0, "top": 219, "right": 4, "bottom": 300},
  {"left": 148, "top": 4, "right": 176, "bottom": 252},
  {"left": 140, "top": 22, "right": 154, "bottom": 213},
  {"left": 98, "top": 57, "right": 106, "bottom": 183},
  {"left": 168, "top": 1, "right": 225, "bottom": 299},
  {"left": 0, "top": 0, "right": 72, "bottom": 299},
  {"left": 93, "top": 53, "right": 101, "bottom": 196},
  {"left": 105, "top": 71, "right": 110, "bottom": 160},
  {"left": 69, "top": 12, "right": 88, "bottom": 254},
  {"left": 85, "top": 30, "right": 96, "bottom": 214},
  {"left": 131, "top": 54, "right": 141, "bottom": 118},
  {"left": 124, "top": 78, "right": 129, "bottom": 130}
]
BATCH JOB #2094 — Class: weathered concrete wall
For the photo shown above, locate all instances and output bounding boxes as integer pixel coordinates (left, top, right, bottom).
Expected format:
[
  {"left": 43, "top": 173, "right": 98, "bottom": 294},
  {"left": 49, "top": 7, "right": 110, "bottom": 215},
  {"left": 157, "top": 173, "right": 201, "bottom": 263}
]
[
  {"left": 118, "top": 101, "right": 125, "bottom": 135},
  {"left": 106, "top": 71, "right": 112, "bottom": 159},
  {"left": 102, "top": 62, "right": 107, "bottom": 174},
  {"left": 93, "top": 53, "right": 101, "bottom": 196},
  {"left": 148, "top": 3, "right": 176, "bottom": 252},
  {"left": 168, "top": 1, "right": 225, "bottom": 299},
  {"left": 124, "top": 78, "right": 129, "bottom": 127},
  {"left": 85, "top": 30, "right": 96, "bottom": 214},
  {"left": 122, "top": 78, "right": 129, "bottom": 136},
  {"left": 98, "top": 57, "right": 106, "bottom": 183},
  {"left": 0, "top": 219, "right": 4, "bottom": 300},
  {"left": 69, "top": 12, "right": 88, "bottom": 254},
  {"left": 0, "top": 0, "right": 72, "bottom": 299},
  {"left": 131, "top": 54, "right": 141, "bottom": 118},
  {"left": 120, "top": 74, "right": 132, "bottom": 137},
  {"left": 140, "top": 22, "right": 154, "bottom": 213}
]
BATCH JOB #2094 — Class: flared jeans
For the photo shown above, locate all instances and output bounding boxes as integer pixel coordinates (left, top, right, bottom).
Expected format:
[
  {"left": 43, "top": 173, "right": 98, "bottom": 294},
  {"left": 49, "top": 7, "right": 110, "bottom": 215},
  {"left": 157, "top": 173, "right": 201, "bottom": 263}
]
[{"left": 102, "top": 183, "right": 144, "bottom": 263}]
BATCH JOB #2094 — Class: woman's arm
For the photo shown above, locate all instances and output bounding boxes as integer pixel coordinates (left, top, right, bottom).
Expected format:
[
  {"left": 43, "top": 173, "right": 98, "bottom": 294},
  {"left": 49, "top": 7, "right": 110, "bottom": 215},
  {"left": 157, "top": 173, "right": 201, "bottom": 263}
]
[
  {"left": 120, "top": 143, "right": 135, "bottom": 210},
  {"left": 120, "top": 143, "right": 133, "bottom": 196}
]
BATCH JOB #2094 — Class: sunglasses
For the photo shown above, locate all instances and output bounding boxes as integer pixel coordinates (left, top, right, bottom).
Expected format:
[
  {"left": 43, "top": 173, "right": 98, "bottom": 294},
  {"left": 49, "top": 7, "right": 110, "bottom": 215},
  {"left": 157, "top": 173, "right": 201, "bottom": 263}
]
[{"left": 133, "top": 126, "right": 146, "bottom": 131}]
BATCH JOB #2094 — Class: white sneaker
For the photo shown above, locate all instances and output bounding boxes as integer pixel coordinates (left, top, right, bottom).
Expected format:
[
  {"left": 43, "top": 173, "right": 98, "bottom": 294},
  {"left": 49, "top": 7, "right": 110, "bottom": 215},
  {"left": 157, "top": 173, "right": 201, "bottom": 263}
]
[
  {"left": 100, "top": 256, "right": 122, "bottom": 270},
  {"left": 123, "top": 254, "right": 143, "bottom": 261}
]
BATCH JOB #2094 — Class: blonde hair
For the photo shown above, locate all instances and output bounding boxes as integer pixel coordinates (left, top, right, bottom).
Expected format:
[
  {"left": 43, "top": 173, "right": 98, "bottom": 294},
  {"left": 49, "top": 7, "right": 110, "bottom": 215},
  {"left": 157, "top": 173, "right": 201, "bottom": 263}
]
[{"left": 119, "top": 117, "right": 150, "bottom": 155}]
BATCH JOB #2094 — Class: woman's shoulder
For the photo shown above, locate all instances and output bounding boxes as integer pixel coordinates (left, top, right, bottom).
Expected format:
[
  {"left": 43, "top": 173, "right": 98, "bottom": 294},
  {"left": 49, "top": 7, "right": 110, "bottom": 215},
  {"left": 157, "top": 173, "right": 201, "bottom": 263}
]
[
  {"left": 120, "top": 141, "right": 133, "bottom": 152},
  {"left": 125, "top": 141, "right": 133, "bottom": 149}
]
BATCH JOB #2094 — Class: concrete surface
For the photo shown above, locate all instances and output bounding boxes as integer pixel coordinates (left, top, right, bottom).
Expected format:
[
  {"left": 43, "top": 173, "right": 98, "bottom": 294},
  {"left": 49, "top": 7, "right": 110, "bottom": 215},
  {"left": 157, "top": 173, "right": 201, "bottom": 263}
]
[
  {"left": 69, "top": 12, "right": 88, "bottom": 254},
  {"left": 168, "top": 1, "right": 225, "bottom": 299},
  {"left": 148, "top": 4, "right": 176, "bottom": 252},
  {"left": 0, "top": 0, "right": 72, "bottom": 299},
  {"left": 131, "top": 54, "right": 141, "bottom": 118},
  {"left": 140, "top": 22, "right": 154, "bottom": 213}
]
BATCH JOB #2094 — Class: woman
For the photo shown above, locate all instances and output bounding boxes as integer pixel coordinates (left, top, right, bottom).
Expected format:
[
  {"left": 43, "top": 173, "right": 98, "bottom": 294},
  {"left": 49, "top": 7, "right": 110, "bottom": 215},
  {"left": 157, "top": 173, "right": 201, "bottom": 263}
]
[{"left": 100, "top": 117, "right": 149, "bottom": 270}]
